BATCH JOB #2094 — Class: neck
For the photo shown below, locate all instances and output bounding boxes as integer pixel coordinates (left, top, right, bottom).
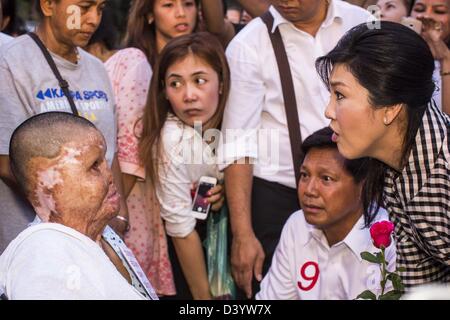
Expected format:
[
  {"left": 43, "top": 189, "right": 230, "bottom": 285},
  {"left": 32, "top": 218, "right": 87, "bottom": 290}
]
[
  {"left": 372, "top": 123, "right": 407, "bottom": 172},
  {"left": 49, "top": 214, "right": 107, "bottom": 242},
  {"left": 293, "top": 0, "right": 329, "bottom": 37},
  {"left": 36, "top": 23, "right": 78, "bottom": 63},
  {"left": 323, "top": 208, "right": 362, "bottom": 247},
  {"left": 156, "top": 31, "right": 170, "bottom": 54}
]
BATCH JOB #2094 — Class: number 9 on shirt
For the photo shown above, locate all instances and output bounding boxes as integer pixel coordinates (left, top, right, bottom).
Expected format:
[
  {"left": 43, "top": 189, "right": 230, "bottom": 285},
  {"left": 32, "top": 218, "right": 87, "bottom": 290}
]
[{"left": 191, "top": 176, "right": 217, "bottom": 220}]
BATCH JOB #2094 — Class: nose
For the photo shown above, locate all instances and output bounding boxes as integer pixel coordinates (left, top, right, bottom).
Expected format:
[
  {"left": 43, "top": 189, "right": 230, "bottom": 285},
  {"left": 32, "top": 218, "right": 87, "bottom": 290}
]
[
  {"left": 324, "top": 99, "right": 335, "bottom": 121},
  {"left": 183, "top": 82, "right": 198, "bottom": 102},
  {"left": 175, "top": 1, "right": 187, "bottom": 18},
  {"left": 303, "top": 177, "right": 319, "bottom": 198}
]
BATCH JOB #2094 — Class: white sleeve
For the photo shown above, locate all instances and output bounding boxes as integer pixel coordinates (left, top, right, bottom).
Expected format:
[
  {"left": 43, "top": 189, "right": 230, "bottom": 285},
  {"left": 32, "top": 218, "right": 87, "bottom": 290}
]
[
  {"left": 256, "top": 217, "right": 298, "bottom": 300},
  {"left": 157, "top": 128, "right": 197, "bottom": 238},
  {"left": 217, "top": 38, "right": 265, "bottom": 170}
]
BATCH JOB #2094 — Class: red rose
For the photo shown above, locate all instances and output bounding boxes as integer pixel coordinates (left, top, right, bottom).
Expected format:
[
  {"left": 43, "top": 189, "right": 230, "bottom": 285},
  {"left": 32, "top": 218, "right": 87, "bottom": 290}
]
[{"left": 370, "top": 220, "right": 394, "bottom": 249}]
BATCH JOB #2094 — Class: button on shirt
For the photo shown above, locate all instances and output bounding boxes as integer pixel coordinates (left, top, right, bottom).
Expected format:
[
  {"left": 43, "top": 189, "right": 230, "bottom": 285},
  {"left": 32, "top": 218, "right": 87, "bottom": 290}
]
[
  {"left": 218, "top": 1, "right": 371, "bottom": 188},
  {"left": 256, "top": 210, "right": 396, "bottom": 300}
]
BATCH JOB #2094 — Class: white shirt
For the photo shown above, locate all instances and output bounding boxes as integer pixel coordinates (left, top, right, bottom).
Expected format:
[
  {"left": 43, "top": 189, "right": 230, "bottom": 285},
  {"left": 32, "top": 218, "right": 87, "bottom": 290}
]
[
  {"left": 218, "top": 1, "right": 371, "bottom": 188},
  {"left": 433, "top": 61, "right": 443, "bottom": 110},
  {"left": 0, "top": 223, "right": 147, "bottom": 300},
  {"left": 157, "top": 115, "right": 222, "bottom": 238},
  {"left": 256, "top": 210, "right": 396, "bottom": 300},
  {"left": 0, "top": 33, "right": 13, "bottom": 47}
]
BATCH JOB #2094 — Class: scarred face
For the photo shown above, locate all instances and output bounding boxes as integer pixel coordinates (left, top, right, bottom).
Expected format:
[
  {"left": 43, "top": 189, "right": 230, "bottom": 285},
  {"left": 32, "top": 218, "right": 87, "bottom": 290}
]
[{"left": 27, "top": 129, "right": 119, "bottom": 225}]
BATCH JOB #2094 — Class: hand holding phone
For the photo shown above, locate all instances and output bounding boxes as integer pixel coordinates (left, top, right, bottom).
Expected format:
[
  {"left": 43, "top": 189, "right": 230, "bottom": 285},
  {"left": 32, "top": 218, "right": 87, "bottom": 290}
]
[
  {"left": 401, "top": 17, "right": 423, "bottom": 35},
  {"left": 191, "top": 176, "right": 218, "bottom": 220}
]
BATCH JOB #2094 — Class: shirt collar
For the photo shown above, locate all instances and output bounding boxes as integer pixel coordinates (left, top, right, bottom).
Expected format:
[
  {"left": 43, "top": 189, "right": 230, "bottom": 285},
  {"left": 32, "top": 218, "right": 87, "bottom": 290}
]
[
  {"left": 268, "top": 1, "right": 342, "bottom": 34},
  {"left": 386, "top": 101, "right": 449, "bottom": 202},
  {"left": 304, "top": 215, "right": 371, "bottom": 262}
]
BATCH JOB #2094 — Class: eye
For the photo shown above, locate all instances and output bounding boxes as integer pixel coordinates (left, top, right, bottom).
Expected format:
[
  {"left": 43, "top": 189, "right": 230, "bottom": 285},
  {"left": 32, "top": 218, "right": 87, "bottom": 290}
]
[
  {"left": 334, "top": 91, "right": 344, "bottom": 101},
  {"left": 412, "top": 4, "right": 425, "bottom": 12},
  {"left": 169, "top": 80, "right": 182, "bottom": 88},
  {"left": 322, "top": 175, "right": 333, "bottom": 182},
  {"left": 299, "top": 171, "right": 309, "bottom": 180},
  {"left": 91, "top": 160, "right": 101, "bottom": 172},
  {"left": 184, "top": 0, "right": 196, "bottom": 7},
  {"left": 195, "top": 78, "right": 207, "bottom": 85},
  {"left": 163, "top": 2, "right": 174, "bottom": 8}
]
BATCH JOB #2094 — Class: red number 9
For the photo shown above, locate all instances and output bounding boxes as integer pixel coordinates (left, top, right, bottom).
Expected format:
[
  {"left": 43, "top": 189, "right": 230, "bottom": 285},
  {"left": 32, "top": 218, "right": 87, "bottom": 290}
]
[{"left": 297, "top": 261, "right": 319, "bottom": 291}]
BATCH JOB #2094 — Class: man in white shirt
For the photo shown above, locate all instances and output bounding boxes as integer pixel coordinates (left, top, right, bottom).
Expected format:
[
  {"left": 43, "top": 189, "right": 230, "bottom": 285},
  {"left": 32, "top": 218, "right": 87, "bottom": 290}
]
[
  {"left": 256, "top": 127, "right": 396, "bottom": 300},
  {"left": 219, "top": 0, "right": 371, "bottom": 298}
]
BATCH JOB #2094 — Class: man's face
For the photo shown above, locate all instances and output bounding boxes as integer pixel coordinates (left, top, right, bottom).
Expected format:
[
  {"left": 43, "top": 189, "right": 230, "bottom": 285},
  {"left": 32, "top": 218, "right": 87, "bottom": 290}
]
[
  {"left": 46, "top": 0, "right": 106, "bottom": 47},
  {"left": 271, "top": 0, "right": 326, "bottom": 23},
  {"left": 28, "top": 129, "right": 119, "bottom": 225},
  {"left": 298, "top": 147, "right": 363, "bottom": 232}
]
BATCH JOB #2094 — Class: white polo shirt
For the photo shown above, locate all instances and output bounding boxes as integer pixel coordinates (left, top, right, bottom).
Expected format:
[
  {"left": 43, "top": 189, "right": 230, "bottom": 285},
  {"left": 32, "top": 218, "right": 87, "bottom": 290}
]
[
  {"left": 218, "top": 1, "right": 371, "bottom": 188},
  {"left": 0, "top": 33, "right": 13, "bottom": 47},
  {"left": 256, "top": 210, "right": 396, "bottom": 300}
]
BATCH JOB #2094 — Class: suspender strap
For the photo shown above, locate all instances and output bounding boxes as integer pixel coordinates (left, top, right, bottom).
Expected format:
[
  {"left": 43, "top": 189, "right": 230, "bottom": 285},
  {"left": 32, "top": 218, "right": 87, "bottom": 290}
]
[
  {"left": 260, "top": 11, "right": 303, "bottom": 186},
  {"left": 28, "top": 32, "right": 79, "bottom": 116}
]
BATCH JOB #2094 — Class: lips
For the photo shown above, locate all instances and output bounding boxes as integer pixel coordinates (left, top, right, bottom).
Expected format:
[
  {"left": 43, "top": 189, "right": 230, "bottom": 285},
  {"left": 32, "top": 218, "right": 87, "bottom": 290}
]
[
  {"left": 175, "top": 23, "right": 189, "bottom": 32},
  {"left": 302, "top": 203, "right": 324, "bottom": 214},
  {"left": 184, "top": 109, "right": 202, "bottom": 117}
]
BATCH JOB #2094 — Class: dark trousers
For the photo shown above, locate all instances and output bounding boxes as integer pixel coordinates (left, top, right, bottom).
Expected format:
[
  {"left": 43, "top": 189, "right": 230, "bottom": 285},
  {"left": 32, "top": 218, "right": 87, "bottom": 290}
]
[{"left": 236, "top": 177, "right": 300, "bottom": 299}]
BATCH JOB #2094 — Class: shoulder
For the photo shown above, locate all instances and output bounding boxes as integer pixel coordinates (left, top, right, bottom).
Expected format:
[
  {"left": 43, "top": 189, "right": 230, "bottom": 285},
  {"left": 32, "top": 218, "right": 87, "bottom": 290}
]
[
  {"left": 280, "top": 210, "right": 311, "bottom": 245},
  {"left": 161, "top": 115, "right": 191, "bottom": 150},
  {"left": 107, "top": 48, "right": 150, "bottom": 69},
  {"left": 0, "top": 35, "right": 35, "bottom": 65},
  {"left": 335, "top": 0, "right": 371, "bottom": 19},
  {"left": 226, "top": 16, "right": 267, "bottom": 55}
]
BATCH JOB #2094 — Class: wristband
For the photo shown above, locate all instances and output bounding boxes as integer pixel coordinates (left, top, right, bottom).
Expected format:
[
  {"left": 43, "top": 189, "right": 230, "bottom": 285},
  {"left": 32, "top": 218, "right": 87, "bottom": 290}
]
[{"left": 115, "top": 215, "right": 130, "bottom": 232}]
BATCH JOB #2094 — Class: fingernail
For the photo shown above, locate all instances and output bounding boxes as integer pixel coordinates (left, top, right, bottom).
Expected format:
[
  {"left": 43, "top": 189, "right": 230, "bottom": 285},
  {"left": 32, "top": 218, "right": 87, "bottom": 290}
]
[
  {"left": 256, "top": 274, "right": 262, "bottom": 282},
  {"left": 207, "top": 191, "right": 211, "bottom": 196}
]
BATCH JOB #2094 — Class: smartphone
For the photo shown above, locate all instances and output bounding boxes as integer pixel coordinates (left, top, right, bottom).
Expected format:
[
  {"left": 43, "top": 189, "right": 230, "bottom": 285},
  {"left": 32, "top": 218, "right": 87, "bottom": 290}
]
[
  {"left": 191, "top": 176, "right": 217, "bottom": 220},
  {"left": 401, "top": 17, "right": 423, "bottom": 35}
]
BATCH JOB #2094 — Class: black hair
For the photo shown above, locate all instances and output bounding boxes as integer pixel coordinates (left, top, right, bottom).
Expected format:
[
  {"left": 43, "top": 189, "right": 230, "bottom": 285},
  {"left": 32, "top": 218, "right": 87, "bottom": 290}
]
[
  {"left": 301, "top": 127, "right": 369, "bottom": 184},
  {"left": 87, "top": 3, "right": 119, "bottom": 51},
  {"left": 9, "top": 112, "right": 98, "bottom": 196},
  {"left": 316, "top": 21, "right": 435, "bottom": 226}
]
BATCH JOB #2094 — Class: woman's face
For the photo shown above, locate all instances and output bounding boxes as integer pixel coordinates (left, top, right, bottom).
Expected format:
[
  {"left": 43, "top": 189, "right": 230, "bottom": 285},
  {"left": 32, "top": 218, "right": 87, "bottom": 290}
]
[
  {"left": 377, "top": 0, "right": 409, "bottom": 23},
  {"left": 165, "top": 53, "right": 221, "bottom": 129},
  {"left": 152, "top": 0, "right": 197, "bottom": 44},
  {"left": 411, "top": 0, "right": 450, "bottom": 41},
  {"left": 28, "top": 129, "right": 119, "bottom": 226},
  {"left": 324, "top": 64, "right": 387, "bottom": 160},
  {"left": 47, "top": 0, "right": 107, "bottom": 48}
]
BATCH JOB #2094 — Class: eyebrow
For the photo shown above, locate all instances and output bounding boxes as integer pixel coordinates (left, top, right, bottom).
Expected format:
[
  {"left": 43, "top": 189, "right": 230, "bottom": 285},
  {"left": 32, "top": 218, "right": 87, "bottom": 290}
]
[
  {"left": 167, "top": 71, "right": 209, "bottom": 78},
  {"left": 330, "top": 80, "right": 349, "bottom": 88}
]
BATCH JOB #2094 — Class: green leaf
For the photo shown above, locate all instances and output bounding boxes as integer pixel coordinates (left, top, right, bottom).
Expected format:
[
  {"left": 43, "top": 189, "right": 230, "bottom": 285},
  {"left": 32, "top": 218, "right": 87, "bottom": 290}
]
[
  {"left": 396, "top": 267, "right": 406, "bottom": 272},
  {"left": 356, "top": 290, "right": 377, "bottom": 300},
  {"left": 379, "top": 290, "right": 402, "bottom": 300},
  {"left": 361, "top": 252, "right": 382, "bottom": 264},
  {"left": 390, "top": 273, "right": 404, "bottom": 292}
]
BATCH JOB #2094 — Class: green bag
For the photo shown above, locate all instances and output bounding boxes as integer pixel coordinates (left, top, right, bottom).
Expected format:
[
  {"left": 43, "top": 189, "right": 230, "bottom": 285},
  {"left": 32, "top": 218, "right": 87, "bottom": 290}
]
[{"left": 204, "top": 205, "right": 236, "bottom": 300}]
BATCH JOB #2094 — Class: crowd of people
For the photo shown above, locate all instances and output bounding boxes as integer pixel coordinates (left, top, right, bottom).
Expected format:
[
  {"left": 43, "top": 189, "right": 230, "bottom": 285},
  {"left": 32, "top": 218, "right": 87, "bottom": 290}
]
[{"left": 0, "top": 0, "right": 448, "bottom": 300}]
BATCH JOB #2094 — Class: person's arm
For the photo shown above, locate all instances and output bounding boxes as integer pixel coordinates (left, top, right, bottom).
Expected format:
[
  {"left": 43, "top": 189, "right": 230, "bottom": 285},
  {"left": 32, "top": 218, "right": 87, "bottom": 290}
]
[
  {"left": 416, "top": 16, "right": 450, "bottom": 114},
  {"left": 440, "top": 54, "right": 450, "bottom": 115},
  {"left": 171, "top": 230, "right": 211, "bottom": 299},
  {"left": 224, "top": 160, "right": 264, "bottom": 298},
  {"left": 236, "top": 0, "right": 269, "bottom": 18},
  {"left": 201, "top": 0, "right": 235, "bottom": 47}
]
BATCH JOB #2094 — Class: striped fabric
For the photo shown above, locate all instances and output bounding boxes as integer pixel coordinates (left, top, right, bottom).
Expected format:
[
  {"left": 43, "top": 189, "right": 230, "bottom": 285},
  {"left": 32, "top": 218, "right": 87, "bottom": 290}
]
[{"left": 383, "top": 101, "right": 450, "bottom": 289}]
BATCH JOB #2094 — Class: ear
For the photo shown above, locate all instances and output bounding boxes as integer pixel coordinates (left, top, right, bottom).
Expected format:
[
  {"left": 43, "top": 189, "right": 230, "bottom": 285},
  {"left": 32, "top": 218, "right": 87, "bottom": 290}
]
[
  {"left": 40, "top": 0, "right": 57, "bottom": 18},
  {"left": 383, "top": 103, "right": 404, "bottom": 126},
  {"left": 146, "top": 13, "right": 154, "bottom": 25},
  {"left": 1, "top": 16, "right": 10, "bottom": 31},
  {"left": 219, "top": 82, "right": 223, "bottom": 95}
]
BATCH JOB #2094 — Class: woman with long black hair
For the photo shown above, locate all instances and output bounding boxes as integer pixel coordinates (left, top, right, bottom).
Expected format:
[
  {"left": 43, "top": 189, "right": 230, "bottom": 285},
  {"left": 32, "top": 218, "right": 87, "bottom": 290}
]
[{"left": 317, "top": 21, "right": 449, "bottom": 289}]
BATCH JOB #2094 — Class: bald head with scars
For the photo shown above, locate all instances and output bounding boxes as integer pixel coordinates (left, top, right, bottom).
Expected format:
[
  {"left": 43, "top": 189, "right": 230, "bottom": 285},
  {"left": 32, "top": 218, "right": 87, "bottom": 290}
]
[{"left": 9, "top": 112, "right": 120, "bottom": 240}]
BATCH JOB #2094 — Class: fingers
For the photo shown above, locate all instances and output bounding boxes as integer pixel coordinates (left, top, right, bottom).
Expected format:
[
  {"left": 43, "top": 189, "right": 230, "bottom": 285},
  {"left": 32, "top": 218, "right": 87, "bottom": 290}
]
[
  {"left": 207, "top": 184, "right": 223, "bottom": 196},
  {"left": 254, "top": 248, "right": 265, "bottom": 283},
  {"left": 210, "top": 197, "right": 224, "bottom": 212}
]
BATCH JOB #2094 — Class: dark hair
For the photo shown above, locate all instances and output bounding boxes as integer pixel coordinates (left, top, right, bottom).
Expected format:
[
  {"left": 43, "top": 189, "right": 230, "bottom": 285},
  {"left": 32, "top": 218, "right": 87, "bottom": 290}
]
[
  {"left": 139, "top": 32, "right": 230, "bottom": 188},
  {"left": 123, "top": 0, "right": 200, "bottom": 68},
  {"left": 87, "top": 3, "right": 119, "bottom": 51},
  {"left": 301, "top": 127, "right": 369, "bottom": 184},
  {"left": 316, "top": 21, "right": 435, "bottom": 225},
  {"left": 1, "top": 0, "right": 25, "bottom": 35},
  {"left": 9, "top": 112, "right": 98, "bottom": 196},
  {"left": 403, "top": 0, "right": 415, "bottom": 15}
]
